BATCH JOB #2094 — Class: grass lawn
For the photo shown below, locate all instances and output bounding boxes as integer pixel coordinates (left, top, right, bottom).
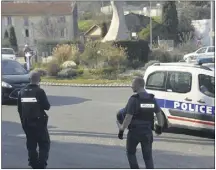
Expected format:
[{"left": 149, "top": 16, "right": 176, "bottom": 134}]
[
  {"left": 41, "top": 77, "right": 131, "bottom": 85},
  {"left": 78, "top": 20, "right": 96, "bottom": 32}
]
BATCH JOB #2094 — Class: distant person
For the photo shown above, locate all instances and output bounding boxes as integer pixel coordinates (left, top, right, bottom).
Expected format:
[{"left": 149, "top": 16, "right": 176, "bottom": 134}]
[
  {"left": 23, "top": 44, "right": 32, "bottom": 62},
  {"left": 17, "top": 71, "right": 51, "bottom": 169},
  {"left": 117, "top": 77, "right": 164, "bottom": 169}
]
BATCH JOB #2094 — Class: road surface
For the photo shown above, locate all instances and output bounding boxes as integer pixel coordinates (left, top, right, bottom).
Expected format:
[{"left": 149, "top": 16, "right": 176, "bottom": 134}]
[{"left": 2, "top": 86, "right": 215, "bottom": 168}]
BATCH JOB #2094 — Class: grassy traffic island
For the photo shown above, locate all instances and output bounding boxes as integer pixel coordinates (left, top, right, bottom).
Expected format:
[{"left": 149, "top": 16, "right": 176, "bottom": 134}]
[{"left": 41, "top": 77, "right": 131, "bottom": 85}]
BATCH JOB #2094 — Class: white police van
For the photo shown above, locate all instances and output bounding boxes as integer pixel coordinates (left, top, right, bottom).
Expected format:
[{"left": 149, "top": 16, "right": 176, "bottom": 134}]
[{"left": 144, "top": 61, "right": 215, "bottom": 131}]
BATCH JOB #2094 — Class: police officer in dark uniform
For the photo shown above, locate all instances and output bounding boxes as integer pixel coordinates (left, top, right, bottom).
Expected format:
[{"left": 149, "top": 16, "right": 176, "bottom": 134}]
[
  {"left": 17, "top": 71, "right": 51, "bottom": 169},
  {"left": 117, "top": 77, "right": 164, "bottom": 169}
]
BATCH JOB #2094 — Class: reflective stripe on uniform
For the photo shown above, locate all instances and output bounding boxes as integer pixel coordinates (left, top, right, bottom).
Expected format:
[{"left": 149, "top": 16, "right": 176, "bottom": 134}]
[{"left": 21, "top": 98, "right": 37, "bottom": 102}]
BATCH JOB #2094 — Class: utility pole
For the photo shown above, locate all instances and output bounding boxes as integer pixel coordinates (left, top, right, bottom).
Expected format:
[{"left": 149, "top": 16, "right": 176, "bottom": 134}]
[
  {"left": 149, "top": 1, "right": 152, "bottom": 49},
  {"left": 210, "top": 0, "right": 215, "bottom": 46}
]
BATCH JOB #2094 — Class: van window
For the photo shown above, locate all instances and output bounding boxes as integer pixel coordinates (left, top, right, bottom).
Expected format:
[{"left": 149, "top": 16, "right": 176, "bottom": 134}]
[
  {"left": 146, "top": 71, "right": 167, "bottom": 91},
  {"left": 207, "top": 47, "right": 215, "bottom": 52},
  {"left": 198, "top": 74, "right": 215, "bottom": 98},
  {"left": 196, "top": 47, "right": 207, "bottom": 54},
  {"left": 166, "top": 72, "right": 192, "bottom": 93}
]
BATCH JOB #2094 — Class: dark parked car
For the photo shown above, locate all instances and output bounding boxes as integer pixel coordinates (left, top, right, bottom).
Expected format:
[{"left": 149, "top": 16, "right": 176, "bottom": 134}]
[{"left": 2, "top": 59, "right": 30, "bottom": 103}]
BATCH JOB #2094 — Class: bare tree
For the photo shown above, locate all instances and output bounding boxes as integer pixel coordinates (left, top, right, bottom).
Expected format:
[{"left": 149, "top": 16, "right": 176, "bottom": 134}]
[{"left": 34, "top": 16, "right": 67, "bottom": 40}]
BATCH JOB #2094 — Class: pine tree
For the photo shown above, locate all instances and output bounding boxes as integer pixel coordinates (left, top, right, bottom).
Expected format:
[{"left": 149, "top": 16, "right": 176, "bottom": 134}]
[
  {"left": 4, "top": 30, "right": 9, "bottom": 39},
  {"left": 162, "top": 1, "right": 178, "bottom": 43},
  {"left": 9, "top": 26, "right": 18, "bottom": 51}
]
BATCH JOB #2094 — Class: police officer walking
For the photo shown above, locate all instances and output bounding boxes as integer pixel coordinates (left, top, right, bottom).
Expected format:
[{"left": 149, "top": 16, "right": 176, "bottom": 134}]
[
  {"left": 117, "top": 77, "right": 164, "bottom": 169},
  {"left": 17, "top": 71, "right": 51, "bottom": 169}
]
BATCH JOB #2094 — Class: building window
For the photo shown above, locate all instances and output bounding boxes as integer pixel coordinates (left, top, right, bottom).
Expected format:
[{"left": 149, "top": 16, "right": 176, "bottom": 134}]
[
  {"left": 7, "top": 16, "right": 12, "bottom": 25},
  {"left": 23, "top": 16, "right": 29, "bottom": 26},
  {"left": 60, "top": 29, "right": 65, "bottom": 37},
  {"left": 58, "top": 16, "right": 66, "bottom": 23},
  {"left": 25, "top": 29, "right": 29, "bottom": 37}
]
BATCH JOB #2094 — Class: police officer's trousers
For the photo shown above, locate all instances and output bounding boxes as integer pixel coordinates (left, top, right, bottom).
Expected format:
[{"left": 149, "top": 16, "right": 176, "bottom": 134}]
[
  {"left": 126, "top": 129, "right": 154, "bottom": 169},
  {"left": 24, "top": 121, "right": 50, "bottom": 169}
]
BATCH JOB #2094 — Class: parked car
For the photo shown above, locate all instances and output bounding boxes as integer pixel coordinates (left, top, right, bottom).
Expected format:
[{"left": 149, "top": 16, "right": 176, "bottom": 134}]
[
  {"left": 2, "top": 48, "right": 17, "bottom": 60},
  {"left": 183, "top": 46, "right": 215, "bottom": 61},
  {"left": 2, "top": 59, "right": 30, "bottom": 104},
  {"left": 144, "top": 62, "right": 215, "bottom": 132}
]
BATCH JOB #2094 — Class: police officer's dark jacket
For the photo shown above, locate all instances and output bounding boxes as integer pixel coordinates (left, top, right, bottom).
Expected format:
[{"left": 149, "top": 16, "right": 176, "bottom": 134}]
[{"left": 17, "top": 84, "right": 50, "bottom": 124}]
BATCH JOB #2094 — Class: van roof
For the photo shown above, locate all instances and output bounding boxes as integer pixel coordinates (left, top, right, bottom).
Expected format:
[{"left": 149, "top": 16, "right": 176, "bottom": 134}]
[{"left": 147, "top": 62, "right": 214, "bottom": 77}]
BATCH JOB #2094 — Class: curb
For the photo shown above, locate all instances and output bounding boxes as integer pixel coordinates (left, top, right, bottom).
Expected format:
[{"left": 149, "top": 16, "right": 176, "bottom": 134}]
[{"left": 40, "top": 82, "right": 131, "bottom": 87}]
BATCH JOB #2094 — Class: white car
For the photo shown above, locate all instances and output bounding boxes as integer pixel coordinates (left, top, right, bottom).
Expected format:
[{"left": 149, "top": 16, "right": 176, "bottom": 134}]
[
  {"left": 144, "top": 62, "right": 215, "bottom": 131},
  {"left": 183, "top": 46, "right": 215, "bottom": 61},
  {"left": 2, "top": 48, "right": 17, "bottom": 60}
]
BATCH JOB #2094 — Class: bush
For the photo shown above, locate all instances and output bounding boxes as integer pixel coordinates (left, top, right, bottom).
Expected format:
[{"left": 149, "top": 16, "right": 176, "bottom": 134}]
[
  {"left": 57, "top": 68, "right": 77, "bottom": 78},
  {"left": 52, "top": 44, "right": 80, "bottom": 64},
  {"left": 80, "top": 41, "right": 102, "bottom": 68},
  {"left": 175, "top": 41, "right": 198, "bottom": 54},
  {"left": 88, "top": 67, "right": 118, "bottom": 80},
  {"left": 99, "top": 43, "right": 127, "bottom": 68},
  {"left": 2, "top": 39, "right": 10, "bottom": 48},
  {"left": 149, "top": 48, "right": 184, "bottom": 62},
  {"left": 33, "top": 68, "right": 48, "bottom": 76},
  {"left": 143, "top": 60, "right": 160, "bottom": 71},
  {"left": 113, "top": 40, "right": 150, "bottom": 64},
  {"left": 149, "top": 49, "right": 171, "bottom": 62},
  {"left": 46, "top": 60, "right": 60, "bottom": 76},
  {"left": 76, "top": 68, "right": 84, "bottom": 75},
  {"left": 36, "top": 40, "right": 78, "bottom": 56}
]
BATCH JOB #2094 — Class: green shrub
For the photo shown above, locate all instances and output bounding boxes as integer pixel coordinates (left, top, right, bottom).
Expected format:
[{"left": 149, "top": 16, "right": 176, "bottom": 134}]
[
  {"left": 76, "top": 68, "right": 84, "bottom": 75},
  {"left": 132, "top": 72, "right": 144, "bottom": 78},
  {"left": 149, "top": 48, "right": 183, "bottom": 62},
  {"left": 57, "top": 68, "right": 77, "bottom": 78},
  {"left": 80, "top": 41, "right": 102, "bottom": 68},
  {"left": 149, "top": 49, "right": 171, "bottom": 62},
  {"left": 52, "top": 44, "right": 80, "bottom": 64},
  {"left": 113, "top": 40, "right": 150, "bottom": 64},
  {"left": 33, "top": 68, "right": 48, "bottom": 76},
  {"left": 143, "top": 60, "right": 160, "bottom": 71},
  {"left": 46, "top": 60, "right": 60, "bottom": 76},
  {"left": 88, "top": 67, "right": 119, "bottom": 80}
]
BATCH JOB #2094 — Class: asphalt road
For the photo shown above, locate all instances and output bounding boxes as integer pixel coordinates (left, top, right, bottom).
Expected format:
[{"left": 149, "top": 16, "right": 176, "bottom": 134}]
[{"left": 2, "top": 86, "right": 215, "bottom": 169}]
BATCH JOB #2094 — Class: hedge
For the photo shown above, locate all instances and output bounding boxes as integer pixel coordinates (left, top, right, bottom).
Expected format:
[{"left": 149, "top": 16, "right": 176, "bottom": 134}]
[{"left": 113, "top": 40, "right": 150, "bottom": 63}]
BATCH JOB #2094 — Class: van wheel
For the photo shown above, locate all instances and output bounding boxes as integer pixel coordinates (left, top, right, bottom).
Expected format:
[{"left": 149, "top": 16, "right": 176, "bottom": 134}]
[{"left": 154, "top": 112, "right": 168, "bottom": 130}]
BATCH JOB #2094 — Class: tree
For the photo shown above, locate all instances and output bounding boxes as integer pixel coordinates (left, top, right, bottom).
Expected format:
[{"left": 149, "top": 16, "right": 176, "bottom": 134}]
[
  {"left": 9, "top": 26, "right": 18, "bottom": 51},
  {"left": 35, "top": 16, "right": 67, "bottom": 40},
  {"left": 162, "top": 1, "right": 178, "bottom": 43},
  {"left": 101, "top": 22, "right": 108, "bottom": 38},
  {"left": 4, "top": 30, "right": 9, "bottom": 39}
]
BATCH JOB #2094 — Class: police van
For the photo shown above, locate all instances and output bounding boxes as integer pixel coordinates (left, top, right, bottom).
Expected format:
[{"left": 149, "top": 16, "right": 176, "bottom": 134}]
[{"left": 143, "top": 61, "right": 215, "bottom": 131}]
